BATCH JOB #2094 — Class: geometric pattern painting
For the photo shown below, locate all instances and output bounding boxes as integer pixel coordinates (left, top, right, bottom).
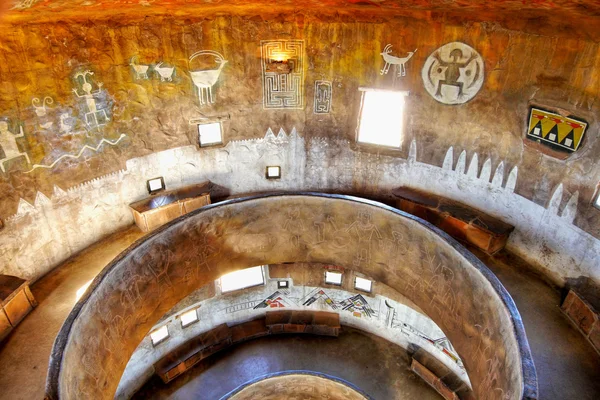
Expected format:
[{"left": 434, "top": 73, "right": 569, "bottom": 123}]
[
  {"left": 314, "top": 80, "right": 332, "bottom": 114},
  {"left": 261, "top": 40, "right": 305, "bottom": 109},
  {"left": 527, "top": 107, "right": 587, "bottom": 153}
]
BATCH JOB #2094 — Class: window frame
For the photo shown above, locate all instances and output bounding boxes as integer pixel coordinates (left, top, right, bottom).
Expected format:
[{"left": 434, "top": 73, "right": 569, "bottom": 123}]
[
  {"left": 354, "top": 276, "right": 373, "bottom": 293},
  {"left": 355, "top": 87, "right": 408, "bottom": 150},
  {"left": 266, "top": 166, "right": 281, "bottom": 179},
  {"left": 198, "top": 122, "right": 224, "bottom": 148},
  {"left": 146, "top": 176, "right": 166, "bottom": 195},
  {"left": 180, "top": 308, "right": 200, "bottom": 328},
  {"left": 324, "top": 271, "right": 343, "bottom": 286},
  {"left": 150, "top": 325, "right": 170, "bottom": 347},
  {"left": 220, "top": 266, "right": 266, "bottom": 294}
]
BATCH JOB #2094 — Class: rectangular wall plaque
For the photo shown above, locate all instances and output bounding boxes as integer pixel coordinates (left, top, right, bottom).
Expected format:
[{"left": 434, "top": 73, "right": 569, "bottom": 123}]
[{"left": 527, "top": 108, "right": 587, "bottom": 153}]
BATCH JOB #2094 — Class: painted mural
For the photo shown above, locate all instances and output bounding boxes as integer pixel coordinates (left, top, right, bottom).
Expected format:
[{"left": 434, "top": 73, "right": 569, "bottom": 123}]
[
  {"left": 421, "top": 42, "right": 484, "bottom": 104},
  {"left": 526, "top": 107, "right": 587, "bottom": 153},
  {"left": 261, "top": 40, "right": 305, "bottom": 109},
  {"left": 380, "top": 45, "right": 417, "bottom": 77},
  {"left": 189, "top": 50, "right": 228, "bottom": 106},
  {"left": 314, "top": 80, "right": 332, "bottom": 114}
]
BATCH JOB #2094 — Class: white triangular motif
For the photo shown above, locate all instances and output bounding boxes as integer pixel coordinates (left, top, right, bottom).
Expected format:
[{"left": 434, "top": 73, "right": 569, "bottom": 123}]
[
  {"left": 466, "top": 153, "right": 479, "bottom": 178},
  {"left": 561, "top": 191, "right": 579, "bottom": 223},
  {"left": 491, "top": 162, "right": 504, "bottom": 187},
  {"left": 479, "top": 159, "right": 492, "bottom": 182},
  {"left": 408, "top": 140, "right": 417, "bottom": 163},
  {"left": 455, "top": 150, "right": 466, "bottom": 174},
  {"left": 548, "top": 184, "right": 563, "bottom": 216},
  {"left": 15, "top": 198, "right": 36, "bottom": 217},
  {"left": 442, "top": 146, "right": 453, "bottom": 170},
  {"left": 34, "top": 192, "right": 51, "bottom": 207},
  {"left": 505, "top": 167, "right": 518, "bottom": 192},
  {"left": 264, "top": 128, "right": 276, "bottom": 140},
  {"left": 53, "top": 185, "right": 67, "bottom": 198}
]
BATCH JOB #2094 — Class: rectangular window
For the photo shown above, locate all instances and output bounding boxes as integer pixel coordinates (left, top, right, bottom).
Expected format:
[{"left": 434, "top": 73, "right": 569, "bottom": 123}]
[
  {"left": 180, "top": 308, "right": 199, "bottom": 328},
  {"left": 354, "top": 277, "right": 372, "bottom": 293},
  {"left": 357, "top": 89, "right": 407, "bottom": 148},
  {"left": 266, "top": 166, "right": 281, "bottom": 179},
  {"left": 220, "top": 266, "right": 265, "bottom": 293},
  {"left": 595, "top": 191, "right": 600, "bottom": 210},
  {"left": 150, "top": 325, "right": 169, "bottom": 346},
  {"left": 146, "top": 177, "right": 165, "bottom": 194},
  {"left": 277, "top": 280, "right": 289, "bottom": 289},
  {"left": 198, "top": 122, "right": 223, "bottom": 147},
  {"left": 325, "top": 271, "right": 343, "bottom": 286}
]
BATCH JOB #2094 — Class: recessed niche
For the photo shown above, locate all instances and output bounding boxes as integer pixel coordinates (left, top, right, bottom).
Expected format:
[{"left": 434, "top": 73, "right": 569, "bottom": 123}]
[
  {"left": 150, "top": 325, "right": 169, "bottom": 346},
  {"left": 277, "top": 280, "right": 289, "bottom": 289},
  {"left": 220, "top": 266, "right": 265, "bottom": 293},
  {"left": 180, "top": 308, "right": 199, "bottom": 328},
  {"left": 325, "top": 271, "right": 342, "bottom": 286},
  {"left": 594, "top": 191, "right": 600, "bottom": 210},
  {"left": 198, "top": 122, "right": 223, "bottom": 147},
  {"left": 146, "top": 177, "right": 165, "bottom": 194},
  {"left": 354, "top": 277, "right": 372, "bottom": 293},
  {"left": 266, "top": 166, "right": 281, "bottom": 179}
]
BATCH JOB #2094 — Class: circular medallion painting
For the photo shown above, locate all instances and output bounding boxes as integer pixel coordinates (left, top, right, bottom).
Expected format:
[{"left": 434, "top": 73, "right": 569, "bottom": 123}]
[{"left": 422, "top": 42, "right": 484, "bottom": 105}]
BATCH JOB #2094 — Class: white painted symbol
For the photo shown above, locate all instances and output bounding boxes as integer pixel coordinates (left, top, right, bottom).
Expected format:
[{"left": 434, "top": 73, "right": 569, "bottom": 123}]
[
  {"left": 261, "top": 40, "right": 305, "bottom": 109},
  {"left": 189, "top": 50, "right": 228, "bottom": 106},
  {"left": 154, "top": 62, "right": 175, "bottom": 82},
  {"left": 422, "top": 42, "right": 484, "bottom": 104},
  {"left": 533, "top": 127, "right": 540, "bottom": 136},
  {"left": 549, "top": 133, "right": 556, "bottom": 141},
  {"left": 59, "top": 113, "right": 76, "bottom": 134},
  {"left": 72, "top": 70, "right": 109, "bottom": 129},
  {"left": 565, "top": 138, "right": 572, "bottom": 147},
  {"left": 380, "top": 44, "right": 417, "bottom": 77},
  {"left": 130, "top": 56, "right": 150, "bottom": 80},
  {"left": 32, "top": 96, "right": 53, "bottom": 117},
  {"left": 314, "top": 80, "right": 332, "bottom": 114},
  {"left": 24, "top": 134, "right": 126, "bottom": 173},
  {"left": 0, "top": 122, "right": 30, "bottom": 173}
]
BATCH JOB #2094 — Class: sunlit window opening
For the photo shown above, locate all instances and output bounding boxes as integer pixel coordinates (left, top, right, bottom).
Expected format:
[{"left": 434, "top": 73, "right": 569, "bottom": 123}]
[
  {"left": 198, "top": 122, "right": 223, "bottom": 147},
  {"left": 354, "top": 277, "right": 373, "bottom": 292},
  {"left": 357, "top": 89, "right": 407, "bottom": 148},
  {"left": 150, "top": 325, "right": 169, "bottom": 346},
  {"left": 220, "top": 266, "right": 265, "bottom": 293},
  {"left": 75, "top": 280, "right": 93, "bottom": 301},
  {"left": 325, "top": 271, "right": 343, "bottom": 285},
  {"left": 595, "top": 190, "right": 600, "bottom": 210},
  {"left": 180, "top": 308, "right": 199, "bottom": 328}
]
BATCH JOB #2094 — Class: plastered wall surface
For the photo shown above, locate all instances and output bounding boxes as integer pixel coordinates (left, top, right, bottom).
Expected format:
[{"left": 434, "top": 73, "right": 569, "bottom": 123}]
[
  {"left": 0, "top": 9, "right": 598, "bottom": 288},
  {"left": 1, "top": 130, "right": 598, "bottom": 286},
  {"left": 46, "top": 195, "right": 535, "bottom": 400},
  {"left": 117, "top": 276, "right": 468, "bottom": 399}
]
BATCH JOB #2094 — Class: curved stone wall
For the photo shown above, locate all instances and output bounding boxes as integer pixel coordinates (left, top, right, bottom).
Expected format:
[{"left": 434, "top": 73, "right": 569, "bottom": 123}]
[
  {"left": 45, "top": 193, "right": 537, "bottom": 400},
  {"left": 116, "top": 274, "right": 469, "bottom": 399},
  {"left": 3, "top": 131, "right": 599, "bottom": 286}
]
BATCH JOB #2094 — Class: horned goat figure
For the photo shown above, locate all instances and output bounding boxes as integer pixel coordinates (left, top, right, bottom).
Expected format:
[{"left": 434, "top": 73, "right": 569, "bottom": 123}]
[
  {"left": 154, "top": 62, "right": 175, "bottom": 82},
  {"left": 189, "top": 50, "right": 228, "bottom": 106},
  {"left": 380, "top": 45, "right": 417, "bottom": 77},
  {"left": 130, "top": 56, "right": 150, "bottom": 80}
]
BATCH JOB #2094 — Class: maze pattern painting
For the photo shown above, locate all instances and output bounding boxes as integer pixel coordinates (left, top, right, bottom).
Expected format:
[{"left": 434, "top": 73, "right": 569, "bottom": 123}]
[{"left": 261, "top": 40, "right": 305, "bottom": 109}]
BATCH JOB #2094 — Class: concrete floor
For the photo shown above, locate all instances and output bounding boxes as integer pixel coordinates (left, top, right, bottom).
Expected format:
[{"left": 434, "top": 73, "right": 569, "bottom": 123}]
[
  {"left": 0, "top": 224, "right": 599, "bottom": 399},
  {"left": 133, "top": 329, "right": 442, "bottom": 400}
]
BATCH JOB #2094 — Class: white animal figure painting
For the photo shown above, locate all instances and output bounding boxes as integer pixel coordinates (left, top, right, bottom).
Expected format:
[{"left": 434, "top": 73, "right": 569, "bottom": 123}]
[
  {"left": 130, "top": 56, "right": 150, "bottom": 80},
  {"left": 380, "top": 45, "right": 417, "bottom": 77},
  {"left": 0, "top": 122, "right": 30, "bottom": 173},
  {"left": 188, "top": 50, "right": 228, "bottom": 106},
  {"left": 154, "top": 62, "right": 175, "bottom": 82}
]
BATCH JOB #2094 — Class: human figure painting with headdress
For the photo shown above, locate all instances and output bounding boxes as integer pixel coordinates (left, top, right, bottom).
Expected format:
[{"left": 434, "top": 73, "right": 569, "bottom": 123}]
[{"left": 433, "top": 48, "right": 478, "bottom": 98}]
